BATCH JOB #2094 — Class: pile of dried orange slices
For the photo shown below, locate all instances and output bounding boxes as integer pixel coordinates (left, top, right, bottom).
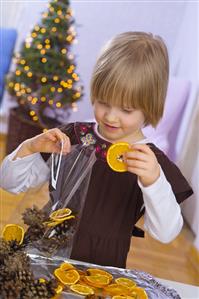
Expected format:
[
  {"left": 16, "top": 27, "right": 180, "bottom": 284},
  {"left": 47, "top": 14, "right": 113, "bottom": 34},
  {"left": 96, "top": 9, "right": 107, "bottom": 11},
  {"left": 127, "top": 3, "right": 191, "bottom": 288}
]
[{"left": 53, "top": 262, "right": 148, "bottom": 298}]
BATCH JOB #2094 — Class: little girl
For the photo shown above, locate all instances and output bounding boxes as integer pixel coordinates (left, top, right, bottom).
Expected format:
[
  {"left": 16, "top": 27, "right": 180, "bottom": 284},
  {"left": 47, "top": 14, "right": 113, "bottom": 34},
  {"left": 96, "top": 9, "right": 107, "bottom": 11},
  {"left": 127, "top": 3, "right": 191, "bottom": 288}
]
[{"left": 0, "top": 32, "right": 193, "bottom": 268}]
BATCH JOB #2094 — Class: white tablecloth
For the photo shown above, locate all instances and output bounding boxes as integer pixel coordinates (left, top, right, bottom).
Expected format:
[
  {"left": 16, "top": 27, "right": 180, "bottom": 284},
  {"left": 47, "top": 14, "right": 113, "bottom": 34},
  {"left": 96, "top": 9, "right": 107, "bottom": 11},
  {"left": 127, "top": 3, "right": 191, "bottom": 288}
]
[{"left": 157, "top": 278, "right": 199, "bottom": 299}]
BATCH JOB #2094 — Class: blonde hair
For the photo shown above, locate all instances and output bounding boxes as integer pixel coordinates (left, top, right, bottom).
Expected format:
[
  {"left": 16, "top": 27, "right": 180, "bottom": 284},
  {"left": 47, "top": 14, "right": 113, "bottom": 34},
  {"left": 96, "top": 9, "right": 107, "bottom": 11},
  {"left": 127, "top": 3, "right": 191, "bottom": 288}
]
[{"left": 90, "top": 32, "right": 169, "bottom": 127}]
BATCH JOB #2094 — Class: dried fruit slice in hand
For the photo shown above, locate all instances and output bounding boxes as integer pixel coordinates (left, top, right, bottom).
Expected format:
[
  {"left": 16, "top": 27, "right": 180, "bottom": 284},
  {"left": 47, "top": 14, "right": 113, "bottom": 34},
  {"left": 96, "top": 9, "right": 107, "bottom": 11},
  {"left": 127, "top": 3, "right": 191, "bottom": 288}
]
[
  {"left": 115, "top": 277, "right": 136, "bottom": 288},
  {"left": 54, "top": 268, "right": 80, "bottom": 285},
  {"left": 84, "top": 274, "right": 110, "bottom": 288},
  {"left": 2, "top": 224, "right": 24, "bottom": 245},
  {"left": 70, "top": 284, "right": 94, "bottom": 296},
  {"left": 87, "top": 268, "right": 113, "bottom": 280},
  {"left": 107, "top": 142, "right": 131, "bottom": 172},
  {"left": 50, "top": 208, "right": 72, "bottom": 220}
]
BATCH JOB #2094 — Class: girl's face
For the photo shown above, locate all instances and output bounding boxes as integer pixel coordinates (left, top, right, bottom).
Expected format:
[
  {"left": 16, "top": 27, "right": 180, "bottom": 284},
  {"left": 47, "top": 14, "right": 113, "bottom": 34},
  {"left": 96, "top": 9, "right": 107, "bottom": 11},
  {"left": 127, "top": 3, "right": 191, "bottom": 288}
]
[{"left": 93, "top": 100, "right": 145, "bottom": 143}]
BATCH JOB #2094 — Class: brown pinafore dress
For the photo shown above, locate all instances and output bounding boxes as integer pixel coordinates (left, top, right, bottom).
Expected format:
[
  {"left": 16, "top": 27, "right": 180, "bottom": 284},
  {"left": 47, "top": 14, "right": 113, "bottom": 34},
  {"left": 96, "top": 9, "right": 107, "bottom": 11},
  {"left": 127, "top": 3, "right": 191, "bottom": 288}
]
[{"left": 48, "top": 122, "right": 193, "bottom": 268}]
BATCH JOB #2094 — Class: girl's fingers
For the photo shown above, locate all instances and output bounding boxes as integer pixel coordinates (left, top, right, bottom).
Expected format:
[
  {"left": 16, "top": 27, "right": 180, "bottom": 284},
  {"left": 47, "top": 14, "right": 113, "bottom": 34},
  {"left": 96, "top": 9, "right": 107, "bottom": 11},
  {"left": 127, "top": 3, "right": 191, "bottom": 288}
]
[
  {"left": 46, "top": 128, "right": 71, "bottom": 154},
  {"left": 126, "top": 158, "right": 147, "bottom": 170},
  {"left": 125, "top": 150, "right": 148, "bottom": 162},
  {"left": 53, "top": 144, "right": 62, "bottom": 153},
  {"left": 45, "top": 130, "right": 60, "bottom": 143},
  {"left": 131, "top": 143, "right": 154, "bottom": 155},
  {"left": 62, "top": 136, "right": 71, "bottom": 154},
  {"left": 52, "top": 128, "right": 65, "bottom": 141},
  {"left": 126, "top": 144, "right": 160, "bottom": 186},
  {"left": 127, "top": 166, "right": 146, "bottom": 177},
  {"left": 44, "top": 132, "right": 57, "bottom": 142}
]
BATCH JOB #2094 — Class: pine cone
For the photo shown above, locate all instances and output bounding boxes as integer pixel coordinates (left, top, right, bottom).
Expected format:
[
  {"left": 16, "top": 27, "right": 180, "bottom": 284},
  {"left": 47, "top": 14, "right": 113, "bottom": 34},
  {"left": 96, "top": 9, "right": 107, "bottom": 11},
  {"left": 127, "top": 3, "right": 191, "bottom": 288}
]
[
  {"left": 45, "top": 278, "right": 57, "bottom": 297},
  {"left": 0, "top": 267, "right": 15, "bottom": 285},
  {"left": 17, "top": 269, "right": 34, "bottom": 284},
  {"left": 0, "top": 279, "right": 21, "bottom": 299},
  {"left": 22, "top": 206, "right": 47, "bottom": 227},
  {"left": 0, "top": 267, "right": 22, "bottom": 299},
  {"left": 0, "top": 238, "right": 11, "bottom": 263},
  {"left": 54, "top": 220, "right": 69, "bottom": 235},
  {"left": 0, "top": 236, "right": 58, "bottom": 299},
  {"left": 21, "top": 279, "right": 56, "bottom": 299},
  {"left": 5, "top": 251, "right": 31, "bottom": 272},
  {"left": 8, "top": 239, "right": 26, "bottom": 252},
  {"left": 23, "top": 223, "right": 46, "bottom": 245},
  {"left": 35, "top": 237, "right": 62, "bottom": 255}
]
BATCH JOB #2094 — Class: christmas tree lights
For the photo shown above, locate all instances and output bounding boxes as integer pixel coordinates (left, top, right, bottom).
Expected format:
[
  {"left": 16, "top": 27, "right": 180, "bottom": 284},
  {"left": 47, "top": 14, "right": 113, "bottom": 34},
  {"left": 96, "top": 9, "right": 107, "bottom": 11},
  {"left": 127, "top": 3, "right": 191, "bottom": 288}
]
[{"left": 6, "top": 0, "right": 83, "bottom": 130}]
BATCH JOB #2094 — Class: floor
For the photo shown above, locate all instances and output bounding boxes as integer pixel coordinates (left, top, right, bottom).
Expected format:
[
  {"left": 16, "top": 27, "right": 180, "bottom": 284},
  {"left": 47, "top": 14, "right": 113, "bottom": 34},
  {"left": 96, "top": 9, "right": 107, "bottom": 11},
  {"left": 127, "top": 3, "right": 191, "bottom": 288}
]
[{"left": 0, "top": 134, "right": 198, "bottom": 286}]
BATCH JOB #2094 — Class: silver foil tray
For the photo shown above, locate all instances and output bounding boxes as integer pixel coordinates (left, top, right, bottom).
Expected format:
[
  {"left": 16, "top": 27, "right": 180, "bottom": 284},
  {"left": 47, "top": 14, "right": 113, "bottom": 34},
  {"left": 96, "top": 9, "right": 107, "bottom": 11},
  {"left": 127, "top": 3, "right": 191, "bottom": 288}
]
[{"left": 29, "top": 254, "right": 181, "bottom": 299}]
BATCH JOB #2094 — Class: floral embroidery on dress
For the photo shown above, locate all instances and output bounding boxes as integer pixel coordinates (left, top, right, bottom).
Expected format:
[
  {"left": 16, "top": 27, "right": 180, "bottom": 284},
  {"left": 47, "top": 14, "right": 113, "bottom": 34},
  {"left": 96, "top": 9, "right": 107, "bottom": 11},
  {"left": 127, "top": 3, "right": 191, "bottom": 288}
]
[
  {"left": 81, "top": 133, "right": 96, "bottom": 146},
  {"left": 75, "top": 122, "right": 111, "bottom": 161}
]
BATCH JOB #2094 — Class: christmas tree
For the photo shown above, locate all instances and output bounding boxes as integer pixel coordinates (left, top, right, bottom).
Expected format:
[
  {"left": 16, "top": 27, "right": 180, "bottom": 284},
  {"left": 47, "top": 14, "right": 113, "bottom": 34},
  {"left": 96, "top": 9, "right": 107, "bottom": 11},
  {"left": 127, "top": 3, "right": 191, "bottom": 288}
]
[{"left": 6, "top": 0, "right": 83, "bottom": 130}]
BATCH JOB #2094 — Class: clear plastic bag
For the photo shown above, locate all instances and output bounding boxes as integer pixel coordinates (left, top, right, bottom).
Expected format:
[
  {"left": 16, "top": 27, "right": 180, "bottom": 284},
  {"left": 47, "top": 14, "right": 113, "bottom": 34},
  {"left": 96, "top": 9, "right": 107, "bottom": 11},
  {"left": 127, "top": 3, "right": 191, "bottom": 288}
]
[{"left": 23, "top": 143, "right": 97, "bottom": 258}]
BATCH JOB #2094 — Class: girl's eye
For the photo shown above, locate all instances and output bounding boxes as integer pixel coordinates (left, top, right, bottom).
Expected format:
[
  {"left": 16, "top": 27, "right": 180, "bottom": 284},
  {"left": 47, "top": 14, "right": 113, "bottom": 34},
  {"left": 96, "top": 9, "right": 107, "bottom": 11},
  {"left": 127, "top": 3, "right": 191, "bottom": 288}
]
[
  {"left": 98, "top": 101, "right": 108, "bottom": 107},
  {"left": 122, "top": 108, "right": 133, "bottom": 113}
]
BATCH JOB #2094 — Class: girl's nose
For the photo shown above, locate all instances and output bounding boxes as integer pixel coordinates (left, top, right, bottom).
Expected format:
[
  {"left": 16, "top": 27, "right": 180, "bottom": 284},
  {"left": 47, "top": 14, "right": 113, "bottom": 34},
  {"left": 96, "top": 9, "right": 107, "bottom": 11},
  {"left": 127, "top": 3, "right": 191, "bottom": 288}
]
[{"left": 104, "top": 108, "right": 118, "bottom": 122}]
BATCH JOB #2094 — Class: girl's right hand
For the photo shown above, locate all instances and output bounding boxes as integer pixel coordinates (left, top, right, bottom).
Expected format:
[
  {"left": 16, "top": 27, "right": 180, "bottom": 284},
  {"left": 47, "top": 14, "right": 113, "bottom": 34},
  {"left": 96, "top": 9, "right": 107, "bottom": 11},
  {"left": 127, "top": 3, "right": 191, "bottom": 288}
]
[{"left": 15, "top": 128, "right": 71, "bottom": 159}]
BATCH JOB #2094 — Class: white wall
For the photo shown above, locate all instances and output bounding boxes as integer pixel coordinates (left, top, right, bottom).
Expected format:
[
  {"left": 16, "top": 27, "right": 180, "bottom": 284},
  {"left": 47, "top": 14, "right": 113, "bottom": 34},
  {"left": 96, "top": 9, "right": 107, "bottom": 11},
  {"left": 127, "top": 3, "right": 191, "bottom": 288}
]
[
  {"left": 171, "top": 1, "right": 199, "bottom": 157},
  {"left": 169, "top": 2, "right": 199, "bottom": 249},
  {"left": 179, "top": 97, "right": 199, "bottom": 250}
]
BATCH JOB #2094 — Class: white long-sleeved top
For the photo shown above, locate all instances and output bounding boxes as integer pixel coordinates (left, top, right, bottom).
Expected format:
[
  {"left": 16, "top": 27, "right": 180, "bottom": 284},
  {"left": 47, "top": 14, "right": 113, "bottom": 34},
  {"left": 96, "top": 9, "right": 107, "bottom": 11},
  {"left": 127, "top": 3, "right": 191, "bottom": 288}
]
[{"left": 0, "top": 144, "right": 183, "bottom": 243}]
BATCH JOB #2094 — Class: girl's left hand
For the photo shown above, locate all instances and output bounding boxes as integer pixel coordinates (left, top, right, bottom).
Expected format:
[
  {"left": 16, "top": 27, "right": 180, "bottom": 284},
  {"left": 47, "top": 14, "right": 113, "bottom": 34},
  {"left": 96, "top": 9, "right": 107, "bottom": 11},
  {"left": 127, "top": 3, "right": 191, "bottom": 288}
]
[{"left": 124, "top": 144, "right": 160, "bottom": 187}]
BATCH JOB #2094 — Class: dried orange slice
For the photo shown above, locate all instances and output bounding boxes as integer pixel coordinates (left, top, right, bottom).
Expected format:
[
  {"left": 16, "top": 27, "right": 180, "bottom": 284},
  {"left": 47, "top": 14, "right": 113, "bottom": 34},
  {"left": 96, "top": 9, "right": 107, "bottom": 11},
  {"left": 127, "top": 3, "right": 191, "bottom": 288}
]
[
  {"left": 103, "top": 283, "right": 130, "bottom": 296},
  {"left": 60, "top": 262, "right": 75, "bottom": 271},
  {"left": 84, "top": 274, "right": 110, "bottom": 288},
  {"left": 54, "top": 268, "right": 80, "bottom": 285},
  {"left": 116, "top": 277, "right": 136, "bottom": 288},
  {"left": 43, "top": 220, "right": 61, "bottom": 227},
  {"left": 50, "top": 208, "right": 72, "bottom": 220},
  {"left": 130, "top": 287, "right": 148, "bottom": 299},
  {"left": 70, "top": 284, "right": 94, "bottom": 296},
  {"left": 77, "top": 269, "right": 86, "bottom": 276},
  {"left": 107, "top": 142, "right": 131, "bottom": 172},
  {"left": 2, "top": 224, "right": 24, "bottom": 245},
  {"left": 87, "top": 268, "right": 113, "bottom": 280},
  {"left": 78, "top": 278, "right": 89, "bottom": 286},
  {"left": 54, "top": 284, "right": 63, "bottom": 294},
  {"left": 44, "top": 215, "right": 75, "bottom": 227},
  {"left": 79, "top": 280, "right": 102, "bottom": 295},
  {"left": 58, "top": 215, "right": 75, "bottom": 221}
]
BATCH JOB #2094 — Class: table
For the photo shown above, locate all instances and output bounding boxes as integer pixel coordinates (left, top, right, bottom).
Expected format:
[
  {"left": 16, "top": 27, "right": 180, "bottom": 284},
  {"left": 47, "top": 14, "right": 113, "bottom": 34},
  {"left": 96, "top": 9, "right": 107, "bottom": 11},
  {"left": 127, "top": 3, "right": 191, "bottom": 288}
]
[{"left": 157, "top": 278, "right": 199, "bottom": 299}]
